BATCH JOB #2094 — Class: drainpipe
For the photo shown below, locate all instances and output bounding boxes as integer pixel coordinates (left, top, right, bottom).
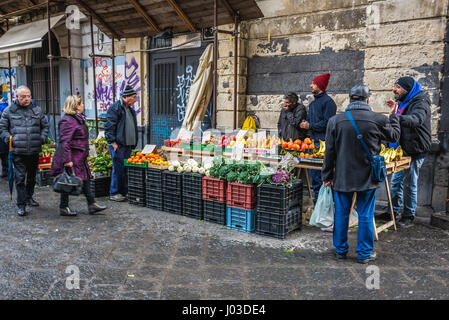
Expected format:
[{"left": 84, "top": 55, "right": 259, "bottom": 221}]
[
  {"left": 212, "top": 0, "right": 217, "bottom": 129},
  {"left": 47, "top": 1, "right": 57, "bottom": 141},
  {"left": 90, "top": 16, "right": 99, "bottom": 137},
  {"left": 233, "top": 13, "right": 239, "bottom": 130}
]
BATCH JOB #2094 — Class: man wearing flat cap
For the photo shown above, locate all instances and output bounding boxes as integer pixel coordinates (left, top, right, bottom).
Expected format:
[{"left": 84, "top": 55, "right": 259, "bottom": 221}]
[
  {"left": 105, "top": 84, "right": 138, "bottom": 202},
  {"left": 322, "top": 85, "right": 400, "bottom": 264},
  {"left": 383, "top": 76, "right": 432, "bottom": 228}
]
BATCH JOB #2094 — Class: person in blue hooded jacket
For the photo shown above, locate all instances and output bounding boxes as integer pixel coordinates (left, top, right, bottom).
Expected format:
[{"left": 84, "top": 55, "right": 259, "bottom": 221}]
[
  {"left": 0, "top": 100, "right": 9, "bottom": 177},
  {"left": 382, "top": 77, "right": 431, "bottom": 228}
]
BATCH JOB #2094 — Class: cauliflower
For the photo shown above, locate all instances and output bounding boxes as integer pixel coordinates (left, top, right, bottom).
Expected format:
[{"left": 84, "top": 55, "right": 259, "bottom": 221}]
[
  {"left": 168, "top": 165, "right": 175, "bottom": 172},
  {"left": 205, "top": 169, "right": 210, "bottom": 177},
  {"left": 187, "top": 159, "right": 198, "bottom": 167},
  {"left": 204, "top": 162, "right": 213, "bottom": 170},
  {"left": 170, "top": 160, "right": 181, "bottom": 167},
  {"left": 192, "top": 166, "right": 199, "bottom": 173},
  {"left": 177, "top": 166, "right": 184, "bottom": 173},
  {"left": 198, "top": 167, "right": 206, "bottom": 175},
  {"left": 184, "top": 165, "right": 192, "bottom": 173}
]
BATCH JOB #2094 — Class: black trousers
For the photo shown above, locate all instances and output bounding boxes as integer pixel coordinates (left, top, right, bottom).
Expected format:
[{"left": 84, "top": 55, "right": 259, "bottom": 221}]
[
  {"left": 13, "top": 153, "right": 39, "bottom": 207},
  {"left": 60, "top": 179, "right": 95, "bottom": 209},
  {"left": 1, "top": 154, "right": 7, "bottom": 175}
]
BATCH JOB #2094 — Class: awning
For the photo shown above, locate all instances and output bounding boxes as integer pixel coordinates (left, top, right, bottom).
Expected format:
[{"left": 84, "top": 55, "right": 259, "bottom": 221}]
[{"left": 0, "top": 14, "right": 65, "bottom": 54}]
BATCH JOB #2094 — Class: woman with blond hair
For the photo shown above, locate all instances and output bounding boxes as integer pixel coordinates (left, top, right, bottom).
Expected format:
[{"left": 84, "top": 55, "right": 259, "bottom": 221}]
[{"left": 51, "top": 95, "right": 107, "bottom": 216}]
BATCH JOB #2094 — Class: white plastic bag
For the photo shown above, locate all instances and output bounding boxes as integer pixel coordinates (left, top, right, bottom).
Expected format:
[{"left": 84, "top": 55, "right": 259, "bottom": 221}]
[{"left": 310, "top": 185, "right": 334, "bottom": 228}]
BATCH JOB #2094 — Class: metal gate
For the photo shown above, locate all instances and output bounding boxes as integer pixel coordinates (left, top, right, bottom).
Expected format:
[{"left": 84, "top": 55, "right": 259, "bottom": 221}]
[{"left": 149, "top": 45, "right": 212, "bottom": 147}]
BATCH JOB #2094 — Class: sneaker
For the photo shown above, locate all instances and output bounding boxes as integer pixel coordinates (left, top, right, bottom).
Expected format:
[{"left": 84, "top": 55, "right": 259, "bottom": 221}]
[
  {"left": 59, "top": 207, "right": 77, "bottom": 216},
  {"left": 109, "top": 194, "right": 126, "bottom": 202},
  {"left": 357, "top": 252, "right": 377, "bottom": 264},
  {"left": 88, "top": 203, "right": 107, "bottom": 215},
  {"left": 17, "top": 206, "right": 27, "bottom": 216},
  {"left": 397, "top": 216, "right": 414, "bottom": 228},
  {"left": 335, "top": 252, "right": 347, "bottom": 260}
]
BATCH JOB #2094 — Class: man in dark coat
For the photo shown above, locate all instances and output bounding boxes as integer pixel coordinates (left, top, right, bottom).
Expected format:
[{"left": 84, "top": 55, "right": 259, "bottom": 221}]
[
  {"left": 322, "top": 85, "right": 400, "bottom": 263},
  {"left": 300, "top": 73, "right": 337, "bottom": 201},
  {"left": 0, "top": 86, "right": 49, "bottom": 216},
  {"left": 385, "top": 77, "right": 432, "bottom": 228},
  {"left": 104, "top": 85, "right": 138, "bottom": 202},
  {"left": 277, "top": 92, "right": 307, "bottom": 142}
]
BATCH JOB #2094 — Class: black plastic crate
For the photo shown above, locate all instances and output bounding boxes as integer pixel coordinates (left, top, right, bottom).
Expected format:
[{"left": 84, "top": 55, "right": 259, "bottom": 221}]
[
  {"left": 182, "top": 172, "right": 203, "bottom": 197},
  {"left": 162, "top": 171, "right": 182, "bottom": 194},
  {"left": 127, "top": 166, "right": 146, "bottom": 187},
  {"left": 36, "top": 169, "right": 52, "bottom": 187},
  {"left": 257, "top": 179, "right": 302, "bottom": 214},
  {"left": 90, "top": 176, "right": 111, "bottom": 198},
  {"left": 256, "top": 206, "right": 302, "bottom": 239},
  {"left": 163, "top": 191, "right": 182, "bottom": 215},
  {"left": 146, "top": 168, "right": 163, "bottom": 191},
  {"left": 146, "top": 188, "right": 163, "bottom": 210},
  {"left": 128, "top": 187, "right": 146, "bottom": 206},
  {"left": 182, "top": 195, "right": 203, "bottom": 220},
  {"left": 203, "top": 200, "right": 226, "bottom": 225}
]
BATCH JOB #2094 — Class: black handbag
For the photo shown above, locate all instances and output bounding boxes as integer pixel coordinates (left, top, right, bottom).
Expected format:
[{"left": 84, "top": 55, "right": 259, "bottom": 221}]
[
  {"left": 52, "top": 168, "right": 83, "bottom": 195},
  {"left": 346, "top": 111, "right": 387, "bottom": 183}
]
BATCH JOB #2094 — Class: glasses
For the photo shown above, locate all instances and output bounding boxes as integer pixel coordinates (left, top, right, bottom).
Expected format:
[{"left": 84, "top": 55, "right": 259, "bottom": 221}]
[{"left": 18, "top": 95, "right": 31, "bottom": 98}]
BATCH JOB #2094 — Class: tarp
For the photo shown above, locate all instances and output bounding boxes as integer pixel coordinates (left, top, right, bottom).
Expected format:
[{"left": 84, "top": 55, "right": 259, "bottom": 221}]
[
  {"left": 180, "top": 43, "right": 214, "bottom": 133},
  {"left": 0, "top": 14, "right": 65, "bottom": 54}
]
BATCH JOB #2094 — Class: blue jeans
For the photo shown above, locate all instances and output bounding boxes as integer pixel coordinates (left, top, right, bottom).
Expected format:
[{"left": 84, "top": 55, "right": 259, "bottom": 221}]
[
  {"left": 391, "top": 157, "right": 425, "bottom": 218},
  {"left": 333, "top": 189, "right": 376, "bottom": 260},
  {"left": 310, "top": 169, "right": 322, "bottom": 201},
  {"left": 108, "top": 145, "right": 132, "bottom": 196}
]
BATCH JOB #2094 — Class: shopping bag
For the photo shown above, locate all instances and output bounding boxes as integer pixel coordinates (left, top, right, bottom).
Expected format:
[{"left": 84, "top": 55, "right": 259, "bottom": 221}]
[
  {"left": 52, "top": 168, "right": 83, "bottom": 196},
  {"left": 310, "top": 185, "right": 334, "bottom": 228}
]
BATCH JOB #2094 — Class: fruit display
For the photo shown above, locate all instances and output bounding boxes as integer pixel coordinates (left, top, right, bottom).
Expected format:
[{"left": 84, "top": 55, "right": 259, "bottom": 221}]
[
  {"left": 282, "top": 137, "right": 315, "bottom": 152},
  {"left": 164, "top": 138, "right": 182, "bottom": 148},
  {"left": 380, "top": 144, "right": 403, "bottom": 164},
  {"left": 127, "top": 151, "right": 168, "bottom": 166},
  {"left": 312, "top": 140, "right": 326, "bottom": 159}
]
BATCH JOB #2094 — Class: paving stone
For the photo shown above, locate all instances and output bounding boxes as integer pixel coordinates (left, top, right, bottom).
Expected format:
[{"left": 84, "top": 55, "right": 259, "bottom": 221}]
[
  {"left": 207, "top": 283, "right": 245, "bottom": 299},
  {"left": 85, "top": 285, "right": 120, "bottom": 300},
  {"left": 160, "top": 286, "right": 202, "bottom": 300},
  {"left": 90, "top": 267, "right": 127, "bottom": 286},
  {"left": 46, "top": 280, "right": 87, "bottom": 300},
  {"left": 122, "top": 278, "right": 158, "bottom": 291},
  {"left": 205, "top": 267, "right": 243, "bottom": 283},
  {"left": 174, "top": 257, "right": 202, "bottom": 270},
  {"left": 143, "top": 253, "right": 171, "bottom": 266},
  {"left": 247, "top": 286, "right": 293, "bottom": 300},
  {"left": 115, "top": 291, "right": 159, "bottom": 300},
  {"left": 165, "top": 270, "right": 202, "bottom": 286}
]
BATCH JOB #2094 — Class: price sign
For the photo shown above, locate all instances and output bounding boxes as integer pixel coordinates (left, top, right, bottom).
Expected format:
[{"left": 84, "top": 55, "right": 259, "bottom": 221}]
[{"left": 142, "top": 144, "right": 157, "bottom": 154}]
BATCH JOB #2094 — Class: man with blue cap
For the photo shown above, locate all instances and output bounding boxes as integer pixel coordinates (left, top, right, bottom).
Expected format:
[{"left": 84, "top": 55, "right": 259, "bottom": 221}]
[
  {"left": 104, "top": 84, "right": 138, "bottom": 202},
  {"left": 383, "top": 77, "right": 432, "bottom": 228}
]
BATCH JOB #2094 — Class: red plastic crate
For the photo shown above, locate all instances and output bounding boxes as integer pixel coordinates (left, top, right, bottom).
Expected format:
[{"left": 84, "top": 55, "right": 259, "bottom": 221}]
[
  {"left": 38, "top": 156, "right": 51, "bottom": 164},
  {"left": 226, "top": 182, "right": 257, "bottom": 210},
  {"left": 202, "top": 176, "right": 227, "bottom": 203}
]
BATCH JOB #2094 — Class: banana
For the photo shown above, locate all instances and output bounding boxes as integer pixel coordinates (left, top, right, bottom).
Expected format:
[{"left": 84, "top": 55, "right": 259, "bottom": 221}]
[
  {"left": 389, "top": 147, "right": 397, "bottom": 161},
  {"left": 395, "top": 146, "right": 403, "bottom": 161}
]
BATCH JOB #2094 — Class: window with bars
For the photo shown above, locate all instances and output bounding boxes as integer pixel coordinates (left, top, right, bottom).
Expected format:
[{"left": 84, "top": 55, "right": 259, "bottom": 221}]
[{"left": 154, "top": 63, "right": 177, "bottom": 115}]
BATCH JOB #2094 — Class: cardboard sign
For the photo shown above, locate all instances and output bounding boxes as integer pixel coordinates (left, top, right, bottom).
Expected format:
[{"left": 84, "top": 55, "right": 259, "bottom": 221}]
[
  {"left": 202, "top": 131, "right": 211, "bottom": 144},
  {"left": 89, "top": 144, "right": 97, "bottom": 157},
  {"left": 178, "top": 128, "right": 193, "bottom": 141},
  {"left": 142, "top": 144, "right": 157, "bottom": 154}
]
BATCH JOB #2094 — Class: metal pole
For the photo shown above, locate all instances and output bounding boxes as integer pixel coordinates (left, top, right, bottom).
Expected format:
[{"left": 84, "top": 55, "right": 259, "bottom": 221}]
[
  {"left": 233, "top": 14, "right": 239, "bottom": 130},
  {"left": 47, "top": 1, "right": 57, "bottom": 141},
  {"left": 112, "top": 37, "right": 116, "bottom": 102},
  {"left": 90, "top": 16, "right": 99, "bottom": 137},
  {"left": 212, "top": 0, "right": 218, "bottom": 129},
  {"left": 67, "top": 27, "right": 73, "bottom": 95},
  {"left": 6, "top": 20, "right": 12, "bottom": 104}
]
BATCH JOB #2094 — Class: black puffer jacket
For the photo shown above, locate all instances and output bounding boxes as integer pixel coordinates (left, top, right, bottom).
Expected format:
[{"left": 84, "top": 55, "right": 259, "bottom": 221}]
[
  {"left": 0, "top": 100, "right": 49, "bottom": 155},
  {"left": 277, "top": 103, "right": 307, "bottom": 141},
  {"left": 322, "top": 101, "right": 401, "bottom": 193},
  {"left": 397, "top": 91, "right": 432, "bottom": 158}
]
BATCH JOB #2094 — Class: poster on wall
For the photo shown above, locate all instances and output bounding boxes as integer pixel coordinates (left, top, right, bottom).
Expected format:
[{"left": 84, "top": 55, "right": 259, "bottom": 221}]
[
  {"left": 0, "top": 68, "right": 16, "bottom": 109},
  {"left": 82, "top": 56, "right": 142, "bottom": 120}
]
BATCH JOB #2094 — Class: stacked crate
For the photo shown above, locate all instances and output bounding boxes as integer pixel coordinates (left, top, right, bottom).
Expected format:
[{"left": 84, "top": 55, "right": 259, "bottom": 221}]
[
  {"left": 146, "top": 168, "right": 164, "bottom": 210},
  {"left": 90, "top": 176, "right": 111, "bottom": 198},
  {"left": 127, "top": 166, "right": 146, "bottom": 206},
  {"left": 182, "top": 172, "right": 203, "bottom": 220},
  {"left": 202, "top": 176, "right": 227, "bottom": 225},
  {"left": 162, "top": 171, "right": 183, "bottom": 214},
  {"left": 256, "top": 179, "right": 303, "bottom": 239},
  {"left": 226, "top": 182, "right": 257, "bottom": 233}
]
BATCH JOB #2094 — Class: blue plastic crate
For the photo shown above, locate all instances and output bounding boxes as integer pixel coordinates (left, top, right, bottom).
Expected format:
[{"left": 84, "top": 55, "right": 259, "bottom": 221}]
[{"left": 226, "top": 206, "right": 257, "bottom": 233}]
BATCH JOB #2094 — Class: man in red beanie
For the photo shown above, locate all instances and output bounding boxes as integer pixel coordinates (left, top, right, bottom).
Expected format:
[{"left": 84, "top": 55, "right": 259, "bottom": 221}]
[{"left": 300, "top": 73, "right": 337, "bottom": 202}]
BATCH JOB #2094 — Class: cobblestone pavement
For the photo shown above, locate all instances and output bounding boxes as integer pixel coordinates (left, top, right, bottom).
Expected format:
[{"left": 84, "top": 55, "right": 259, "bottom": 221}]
[{"left": 0, "top": 181, "right": 448, "bottom": 300}]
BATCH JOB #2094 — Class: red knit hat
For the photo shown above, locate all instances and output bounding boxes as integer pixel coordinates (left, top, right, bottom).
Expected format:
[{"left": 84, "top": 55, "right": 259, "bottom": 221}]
[{"left": 312, "top": 73, "right": 331, "bottom": 91}]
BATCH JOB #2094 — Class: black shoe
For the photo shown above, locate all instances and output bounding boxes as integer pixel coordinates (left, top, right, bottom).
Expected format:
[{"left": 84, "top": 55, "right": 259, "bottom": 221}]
[
  {"left": 397, "top": 216, "right": 414, "bottom": 228},
  {"left": 27, "top": 198, "right": 39, "bottom": 207},
  {"left": 377, "top": 210, "right": 398, "bottom": 221},
  {"left": 88, "top": 203, "right": 107, "bottom": 215},
  {"left": 59, "top": 207, "right": 77, "bottom": 216},
  {"left": 17, "top": 206, "right": 27, "bottom": 216},
  {"left": 358, "top": 252, "right": 377, "bottom": 264},
  {"left": 335, "top": 252, "right": 347, "bottom": 260}
]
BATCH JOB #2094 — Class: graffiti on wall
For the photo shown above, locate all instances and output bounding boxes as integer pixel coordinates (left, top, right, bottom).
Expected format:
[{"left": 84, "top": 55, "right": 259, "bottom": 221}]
[
  {"left": 153, "top": 119, "right": 171, "bottom": 143},
  {"left": 176, "top": 65, "right": 194, "bottom": 123},
  {"left": 0, "top": 69, "right": 16, "bottom": 108}
]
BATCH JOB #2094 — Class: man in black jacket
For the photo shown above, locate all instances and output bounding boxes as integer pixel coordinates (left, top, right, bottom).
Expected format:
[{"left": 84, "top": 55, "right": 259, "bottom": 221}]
[
  {"left": 104, "top": 85, "right": 138, "bottom": 202},
  {"left": 385, "top": 77, "right": 431, "bottom": 228},
  {"left": 277, "top": 92, "right": 307, "bottom": 142},
  {"left": 0, "top": 86, "right": 49, "bottom": 216},
  {"left": 322, "top": 85, "right": 400, "bottom": 263}
]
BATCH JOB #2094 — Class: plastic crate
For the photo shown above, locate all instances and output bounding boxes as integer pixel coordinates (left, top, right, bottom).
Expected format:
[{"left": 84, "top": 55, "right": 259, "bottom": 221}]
[
  {"left": 203, "top": 200, "right": 227, "bottom": 225},
  {"left": 128, "top": 187, "right": 146, "bottom": 206},
  {"left": 256, "top": 206, "right": 302, "bottom": 239},
  {"left": 90, "top": 176, "right": 111, "bottom": 198},
  {"left": 127, "top": 166, "right": 146, "bottom": 188},
  {"left": 226, "top": 182, "right": 257, "bottom": 210},
  {"left": 226, "top": 206, "right": 257, "bottom": 233},
  {"left": 162, "top": 171, "right": 182, "bottom": 194},
  {"left": 202, "top": 144, "right": 214, "bottom": 151},
  {"left": 182, "top": 172, "right": 203, "bottom": 197},
  {"left": 36, "top": 169, "right": 53, "bottom": 187},
  {"left": 257, "top": 179, "right": 302, "bottom": 214},
  {"left": 146, "top": 168, "right": 163, "bottom": 191},
  {"left": 181, "top": 142, "right": 192, "bottom": 149},
  {"left": 124, "top": 159, "right": 147, "bottom": 167},
  {"left": 182, "top": 195, "right": 203, "bottom": 220},
  {"left": 163, "top": 192, "right": 183, "bottom": 215},
  {"left": 146, "top": 188, "right": 163, "bottom": 211},
  {"left": 192, "top": 143, "right": 202, "bottom": 150},
  {"left": 38, "top": 156, "right": 51, "bottom": 164},
  {"left": 202, "top": 176, "right": 227, "bottom": 203}
]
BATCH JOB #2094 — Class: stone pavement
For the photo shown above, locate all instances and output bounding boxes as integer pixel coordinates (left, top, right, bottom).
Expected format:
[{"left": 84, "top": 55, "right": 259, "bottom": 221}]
[{"left": 0, "top": 181, "right": 449, "bottom": 300}]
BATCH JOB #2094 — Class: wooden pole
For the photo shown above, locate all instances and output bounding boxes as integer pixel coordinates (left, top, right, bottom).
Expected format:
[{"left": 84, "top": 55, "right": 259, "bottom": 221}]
[
  {"left": 47, "top": 1, "right": 57, "bottom": 140},
  {"left": 90, "top": 16, "right": 99, "bottom": 137}
]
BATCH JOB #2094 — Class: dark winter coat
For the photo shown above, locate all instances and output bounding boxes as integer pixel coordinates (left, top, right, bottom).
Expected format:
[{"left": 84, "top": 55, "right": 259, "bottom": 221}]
[
  {"left": 306, "top": 92, "right": 337, "bottom": 141},
  {"left": 0, "top": 100, "right": 49, "bottom": 155},
  {"left": 322, "top": 101, "right": 401, "bottom": 193},
  {"left": 277, "top": 103, "right": 307, "bottom": 141},
  {"left": 104, "top": 99, "right": 138, "bottom": 148},
  {"left": 51, "top": 114, "right": 92, "bottom": 181},
  {"left": 397, "top": 91, "right": 432, "bottom": 159},
  {"left": 0, "top": 104, "right": 8, "bottom": 154}
]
